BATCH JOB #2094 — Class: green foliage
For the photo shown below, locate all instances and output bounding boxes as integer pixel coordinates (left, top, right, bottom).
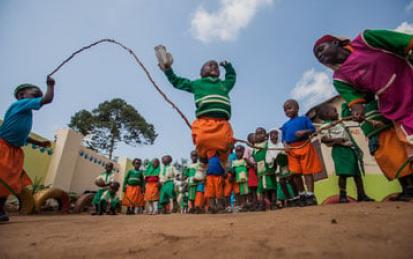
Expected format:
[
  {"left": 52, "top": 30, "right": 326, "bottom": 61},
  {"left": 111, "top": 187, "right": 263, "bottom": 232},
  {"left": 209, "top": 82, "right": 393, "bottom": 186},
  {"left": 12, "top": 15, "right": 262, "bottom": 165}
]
[{"left": 68, "top": 98, "right": 157, "bottom": 159}]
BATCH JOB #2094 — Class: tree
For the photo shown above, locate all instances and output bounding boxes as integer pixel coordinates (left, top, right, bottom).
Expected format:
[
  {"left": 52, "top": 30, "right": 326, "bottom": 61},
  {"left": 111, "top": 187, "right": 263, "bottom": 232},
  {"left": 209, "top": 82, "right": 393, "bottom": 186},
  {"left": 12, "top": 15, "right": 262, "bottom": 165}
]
[{"left": 68, "top": 98, "right": 157, "bottom": 159}]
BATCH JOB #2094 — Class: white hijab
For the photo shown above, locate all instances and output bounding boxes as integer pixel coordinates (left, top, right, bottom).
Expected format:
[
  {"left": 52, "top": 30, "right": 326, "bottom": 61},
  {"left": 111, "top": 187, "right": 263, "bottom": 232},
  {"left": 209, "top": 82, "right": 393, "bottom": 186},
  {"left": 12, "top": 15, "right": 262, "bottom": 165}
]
[{"left": 265, "top": 128, "right": 285, "bottom": 166}]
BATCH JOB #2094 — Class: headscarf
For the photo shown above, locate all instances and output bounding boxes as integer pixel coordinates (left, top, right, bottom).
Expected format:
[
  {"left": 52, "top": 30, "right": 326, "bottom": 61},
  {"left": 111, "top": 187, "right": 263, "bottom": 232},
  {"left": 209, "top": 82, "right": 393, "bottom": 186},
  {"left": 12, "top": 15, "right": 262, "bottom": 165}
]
[
  {"left": 313, "top": 34, "right": 353, "bottom": 71},
  {"left": 265, "top": 128, "right": 285, "bottom": 166}
]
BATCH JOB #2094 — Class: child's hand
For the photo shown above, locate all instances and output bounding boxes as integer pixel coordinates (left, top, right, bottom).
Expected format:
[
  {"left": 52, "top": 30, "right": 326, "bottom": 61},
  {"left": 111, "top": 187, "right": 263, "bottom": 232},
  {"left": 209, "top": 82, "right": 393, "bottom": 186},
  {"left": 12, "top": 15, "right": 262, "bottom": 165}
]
[
  {"left": 351, "top": 104, "right": 365, "bottom": 122},
  {"left": 295, "top": 130, "right": 308, "bottom": 138},
  {"left": 47, "top": 76, "right": 55, "bottom": 87},
  {"left": 219, "top": 60, "right": 229, "bottom": 67},
  {"left": 158, "top": 63, "right": 171, "bottom": 71}
]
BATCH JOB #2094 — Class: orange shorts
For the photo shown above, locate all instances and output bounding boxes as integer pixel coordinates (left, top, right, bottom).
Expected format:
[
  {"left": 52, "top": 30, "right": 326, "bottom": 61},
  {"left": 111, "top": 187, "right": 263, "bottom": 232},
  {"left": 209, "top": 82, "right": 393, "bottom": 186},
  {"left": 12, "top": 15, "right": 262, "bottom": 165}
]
[
  {"left": 375, "top": 127, "right": 413, "bottom": 180},
  {"left": 122, "top": 185, "right": 144, "bottom": 207},
  {"left": 194, "top": 191, "right": 204, "bottom": 208},
  {"left": 233, "top": 183, "right": 240, "bottom": 195},
  {"left": 287, "top": 140, "right": 322, "bottom": 175},
  {"left": 192, "top": 117, "right": 234, "bottom": 165},
  {"left": 144, "top": 182, "right": 159, "bottom": 201},
  {"left": 0, "top": 139, "right": 32, "bottom": 197},
  {"left": 224, "top": 173, "right": 234, "bottom": 197},
  {"left": 205, "top": 175, "right": 224, "bottom": 199}
]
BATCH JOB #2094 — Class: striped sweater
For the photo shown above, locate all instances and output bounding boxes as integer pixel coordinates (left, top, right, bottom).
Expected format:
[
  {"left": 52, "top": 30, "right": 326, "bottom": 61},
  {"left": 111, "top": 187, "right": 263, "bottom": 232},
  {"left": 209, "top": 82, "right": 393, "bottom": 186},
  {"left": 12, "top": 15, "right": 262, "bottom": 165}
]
[{"left": 164, "top": 63, "right": 236, "bottom": 119}]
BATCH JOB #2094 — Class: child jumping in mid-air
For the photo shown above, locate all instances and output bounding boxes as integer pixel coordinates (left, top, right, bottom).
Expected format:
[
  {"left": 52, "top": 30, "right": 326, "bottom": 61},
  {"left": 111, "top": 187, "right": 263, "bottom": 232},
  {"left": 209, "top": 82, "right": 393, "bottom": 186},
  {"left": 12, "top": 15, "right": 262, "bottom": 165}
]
[
  {"left": 281, "top": 99, "right": 322, "bottom": 206},
  {"left": 159, "top": 155, "right": 178, "bottom": 214},
  {"left": 92, "top": 162, "right": 115, "bottom": 215},
  {"left": 232, "top": 145, "right": 249, "bottom": 211},
  {"left": 122, "top": 158, "right": 145, "bottom": 214},
  {"left": 98, "top": 181, "right": 121, "bottom": 215},
  {"left": 253, "top": 127, "right": 276, "bottom": 210},
  {"left": 318, "top": 104, "right": 373, "bottom": 203},
  {"left": 0, "top": 77, "right": 55, "bottom": 222},
  {"left": 144, "top": 158, "right": 161, "bottom": 215},
  {"left": 160, "top": 57, "right": 236, "bottom": 213}
]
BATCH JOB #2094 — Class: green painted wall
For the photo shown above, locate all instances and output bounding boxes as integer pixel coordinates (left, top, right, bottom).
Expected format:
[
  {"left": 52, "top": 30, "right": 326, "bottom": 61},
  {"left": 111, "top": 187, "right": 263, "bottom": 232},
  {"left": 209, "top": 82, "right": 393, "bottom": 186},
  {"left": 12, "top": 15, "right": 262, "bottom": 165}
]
[
  {"left": 315, "top": 173, "right": 401, "bottom": 202},
  {"left": 22, "top": 143, "right": 53, "bottom": 184}
]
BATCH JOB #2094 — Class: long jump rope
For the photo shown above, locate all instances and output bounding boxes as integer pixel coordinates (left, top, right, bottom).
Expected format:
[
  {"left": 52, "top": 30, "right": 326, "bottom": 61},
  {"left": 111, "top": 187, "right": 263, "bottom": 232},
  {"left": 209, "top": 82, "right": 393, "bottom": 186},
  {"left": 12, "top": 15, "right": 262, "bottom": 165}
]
[{"left": 1, "top": 39, "right": 409, "bottom": 204}]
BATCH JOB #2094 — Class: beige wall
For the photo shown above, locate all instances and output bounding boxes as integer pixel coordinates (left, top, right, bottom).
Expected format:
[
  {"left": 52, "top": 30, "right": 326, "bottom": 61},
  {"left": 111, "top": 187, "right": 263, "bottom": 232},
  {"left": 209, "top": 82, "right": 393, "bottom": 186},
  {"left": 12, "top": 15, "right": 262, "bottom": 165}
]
[{"left": 45, "top": 128, "right": 127, "bottom": 195}]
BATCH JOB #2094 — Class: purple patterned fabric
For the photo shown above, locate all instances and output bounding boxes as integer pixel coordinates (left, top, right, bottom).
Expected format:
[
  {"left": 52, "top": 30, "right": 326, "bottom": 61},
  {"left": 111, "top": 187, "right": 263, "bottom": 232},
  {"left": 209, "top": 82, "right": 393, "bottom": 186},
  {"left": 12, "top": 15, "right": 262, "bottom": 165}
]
[{"left": 334, "top": 34, "right": 413, "bottom": 136}]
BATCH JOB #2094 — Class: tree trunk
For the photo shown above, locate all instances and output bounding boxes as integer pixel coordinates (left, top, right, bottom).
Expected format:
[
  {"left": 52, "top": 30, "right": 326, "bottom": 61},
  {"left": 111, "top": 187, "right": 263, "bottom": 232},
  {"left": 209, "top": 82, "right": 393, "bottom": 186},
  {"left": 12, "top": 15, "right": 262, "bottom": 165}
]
[{"left": 108, "top": 134, "right": 115, "bottom": 160}]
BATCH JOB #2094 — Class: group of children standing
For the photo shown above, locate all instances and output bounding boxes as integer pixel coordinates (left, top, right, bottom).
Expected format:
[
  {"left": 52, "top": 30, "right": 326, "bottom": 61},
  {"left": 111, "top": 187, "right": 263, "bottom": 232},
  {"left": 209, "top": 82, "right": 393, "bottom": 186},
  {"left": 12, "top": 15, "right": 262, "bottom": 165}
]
[{"left": 91, "top": 97, "right": 378, "bottom": 216}]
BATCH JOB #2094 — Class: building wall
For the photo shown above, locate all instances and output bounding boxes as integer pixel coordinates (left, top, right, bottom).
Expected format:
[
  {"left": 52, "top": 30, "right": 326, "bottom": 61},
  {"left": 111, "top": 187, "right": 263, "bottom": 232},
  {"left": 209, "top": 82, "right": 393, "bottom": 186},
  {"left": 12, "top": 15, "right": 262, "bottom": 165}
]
[{"left": 45, "top": 128, "right": 127, "bottom": 195}]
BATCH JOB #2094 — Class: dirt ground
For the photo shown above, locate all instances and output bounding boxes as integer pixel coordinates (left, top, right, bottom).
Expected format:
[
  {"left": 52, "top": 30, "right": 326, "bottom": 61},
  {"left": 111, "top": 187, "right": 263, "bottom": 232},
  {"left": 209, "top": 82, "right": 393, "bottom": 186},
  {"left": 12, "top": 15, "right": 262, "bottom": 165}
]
[{"left": 1, "top": 202, "right": 412, "bottom": 259}]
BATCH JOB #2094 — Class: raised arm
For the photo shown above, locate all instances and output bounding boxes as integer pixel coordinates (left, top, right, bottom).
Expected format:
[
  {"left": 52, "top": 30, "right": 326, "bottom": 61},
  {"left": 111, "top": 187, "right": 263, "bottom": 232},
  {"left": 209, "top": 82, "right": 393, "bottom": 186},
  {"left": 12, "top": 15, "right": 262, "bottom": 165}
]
[
  {"left": 163, "top": 68, "right": 194, "bottom": 93},
  {"left": 220, "top": 61, "right": 236, "bottom": 91},
  {"left": 41, "top": 76, "right": 55, "bottom": 105}
]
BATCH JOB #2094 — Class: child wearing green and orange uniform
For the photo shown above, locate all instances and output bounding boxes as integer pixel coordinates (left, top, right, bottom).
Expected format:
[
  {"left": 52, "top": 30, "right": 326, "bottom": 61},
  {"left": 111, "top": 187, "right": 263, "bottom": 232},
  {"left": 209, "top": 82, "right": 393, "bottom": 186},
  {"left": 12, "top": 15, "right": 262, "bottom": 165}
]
[
  {"left": 161, "top": 59, "right": 236, "bottom": 213},
  {"left": 159, "top": 155, "right": 178, "bottom": 213},
  {"left": 186, "top": 150, "right": 199, "bottom": 213},
  {"left": 232, "top": 145, "right": 249, "bottom": 211},
  {"left": 122, "top": 158, "right": 145, "bottom": 214},
  {"left": 144, "top": 158, "right": 161, "bottom": 215},
  {"left": 0, "top": 77, "right": 55, "bottom": 222},
  {"left": 98, "top": 181, "right": 120, "bottom": 215},
  {"left": 92, "top": 162, "right": 116, "bottom": 215},
  {"left": 253, "top": 127, "right": 276, "bottom": 210},
  {"left": 342, "top": 101, "right": 413, "bottom": 201}
]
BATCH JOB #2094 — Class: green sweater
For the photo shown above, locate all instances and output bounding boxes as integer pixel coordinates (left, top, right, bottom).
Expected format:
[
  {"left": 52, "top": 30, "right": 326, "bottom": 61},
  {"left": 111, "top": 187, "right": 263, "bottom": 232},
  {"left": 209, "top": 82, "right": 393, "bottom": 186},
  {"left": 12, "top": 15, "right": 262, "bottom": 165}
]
[
  {"left": 164, "top": 63, "right": 236, "bottom": 119},
  {"left": 123, "top": 169, "right": 144, "bottom": 192}
]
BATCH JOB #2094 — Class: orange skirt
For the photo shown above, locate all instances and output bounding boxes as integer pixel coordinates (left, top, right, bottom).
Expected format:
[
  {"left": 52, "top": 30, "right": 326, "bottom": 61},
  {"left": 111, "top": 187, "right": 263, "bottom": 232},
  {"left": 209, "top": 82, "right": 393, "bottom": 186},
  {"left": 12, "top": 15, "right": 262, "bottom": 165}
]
[
  {"left": 287, "top": 140, "right": 322, "bottom": 175},
  {"left": 144, "top": 182, "right": 159, "bottom": 201},
  {"left": 205, "top": 175, "right": 224, "bottom": 199},
  {"left": 0, "top": 139, "right": 32, "bottom": 197},
  {"left": 192, "top": 117, "right": 234, "bottom": 165},
  {"left": 375, "top": 127, "right": 413, "bottom": 180},
  {"left": 194, "top": 191, "right": 204, "bottom": 208},
  {"left": 122, "top": 185, "right": 144, "bottom": 207}
]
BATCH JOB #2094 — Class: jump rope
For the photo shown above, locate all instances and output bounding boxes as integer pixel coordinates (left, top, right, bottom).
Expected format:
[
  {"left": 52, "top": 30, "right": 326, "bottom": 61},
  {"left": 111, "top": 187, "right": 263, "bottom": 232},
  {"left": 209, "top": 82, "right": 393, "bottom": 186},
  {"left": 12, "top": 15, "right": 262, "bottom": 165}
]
[{"left": 2, "top": 39, "right": 408, "bottom": 206}]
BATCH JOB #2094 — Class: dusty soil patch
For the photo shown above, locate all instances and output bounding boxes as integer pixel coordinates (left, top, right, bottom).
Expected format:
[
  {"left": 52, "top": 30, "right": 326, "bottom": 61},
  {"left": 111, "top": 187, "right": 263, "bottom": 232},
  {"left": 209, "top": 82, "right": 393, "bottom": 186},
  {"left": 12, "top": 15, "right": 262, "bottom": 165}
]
[{"left": 1, "top": 202, "right": 412, "bottom": 259}]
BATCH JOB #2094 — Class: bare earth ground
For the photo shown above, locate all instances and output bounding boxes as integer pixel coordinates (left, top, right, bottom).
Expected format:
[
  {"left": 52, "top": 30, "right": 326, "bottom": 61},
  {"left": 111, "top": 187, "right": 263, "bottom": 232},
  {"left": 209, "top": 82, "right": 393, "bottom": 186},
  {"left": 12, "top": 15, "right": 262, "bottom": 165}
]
[{"left": 1, "top": 202, "right": 412, "bottom": 259}]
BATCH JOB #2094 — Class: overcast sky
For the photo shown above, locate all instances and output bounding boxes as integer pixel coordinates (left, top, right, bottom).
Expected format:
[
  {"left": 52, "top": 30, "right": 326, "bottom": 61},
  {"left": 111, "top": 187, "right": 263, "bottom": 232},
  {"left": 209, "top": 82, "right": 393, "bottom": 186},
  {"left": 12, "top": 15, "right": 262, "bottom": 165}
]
[{"left": 1, "top": 0, "right": 412, "bottom": 162}]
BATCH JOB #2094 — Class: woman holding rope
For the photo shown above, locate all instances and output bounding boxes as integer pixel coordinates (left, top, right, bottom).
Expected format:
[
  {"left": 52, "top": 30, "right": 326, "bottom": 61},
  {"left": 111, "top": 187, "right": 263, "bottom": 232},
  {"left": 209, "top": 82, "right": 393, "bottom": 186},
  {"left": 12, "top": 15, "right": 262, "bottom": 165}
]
[{"left": 313, "top": 29, "right": 413, "bottom": 165}]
